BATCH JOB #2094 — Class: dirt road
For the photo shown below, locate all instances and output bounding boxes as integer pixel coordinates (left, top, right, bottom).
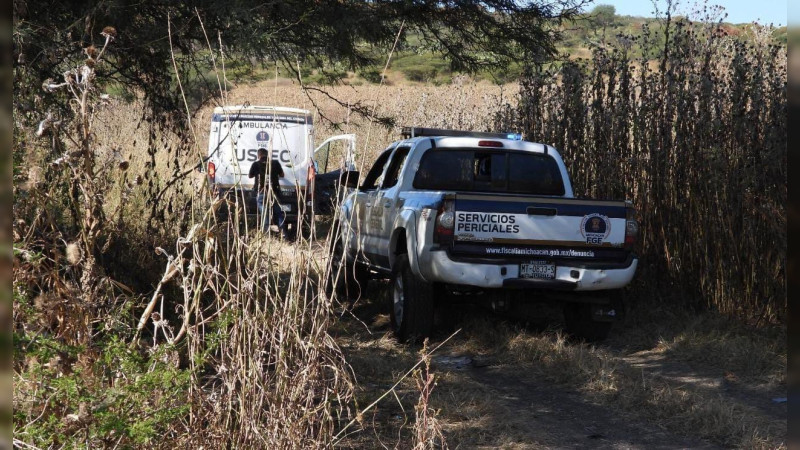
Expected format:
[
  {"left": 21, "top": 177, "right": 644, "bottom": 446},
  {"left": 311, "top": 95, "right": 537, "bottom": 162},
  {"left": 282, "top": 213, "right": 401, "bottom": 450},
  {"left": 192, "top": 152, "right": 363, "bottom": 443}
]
[{"left": 335, "top": 281, "right": 786, "bottom": 449}]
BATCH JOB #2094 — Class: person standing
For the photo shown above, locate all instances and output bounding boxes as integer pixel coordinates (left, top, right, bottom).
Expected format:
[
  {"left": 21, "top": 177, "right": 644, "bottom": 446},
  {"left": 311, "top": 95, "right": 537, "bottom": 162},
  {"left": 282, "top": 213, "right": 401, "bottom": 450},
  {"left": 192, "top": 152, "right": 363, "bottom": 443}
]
[{"left": 248, "top": 148, "right": 288, "bottom": 239}]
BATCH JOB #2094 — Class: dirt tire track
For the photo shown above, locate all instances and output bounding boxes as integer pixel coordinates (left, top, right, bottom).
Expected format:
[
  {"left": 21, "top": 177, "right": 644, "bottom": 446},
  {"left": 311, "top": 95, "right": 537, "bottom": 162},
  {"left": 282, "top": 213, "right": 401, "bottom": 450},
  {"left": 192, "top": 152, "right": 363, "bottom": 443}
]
[{"left": 439, "top": 364, "right": 721, "bottom": 449}]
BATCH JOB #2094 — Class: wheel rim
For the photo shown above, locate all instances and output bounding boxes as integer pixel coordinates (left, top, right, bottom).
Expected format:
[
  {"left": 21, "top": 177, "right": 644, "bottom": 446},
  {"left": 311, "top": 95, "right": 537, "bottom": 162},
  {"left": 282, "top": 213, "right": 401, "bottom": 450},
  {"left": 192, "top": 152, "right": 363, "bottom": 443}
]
[{"left": 393, "top": 276, "right": 404, "bottom": 327}]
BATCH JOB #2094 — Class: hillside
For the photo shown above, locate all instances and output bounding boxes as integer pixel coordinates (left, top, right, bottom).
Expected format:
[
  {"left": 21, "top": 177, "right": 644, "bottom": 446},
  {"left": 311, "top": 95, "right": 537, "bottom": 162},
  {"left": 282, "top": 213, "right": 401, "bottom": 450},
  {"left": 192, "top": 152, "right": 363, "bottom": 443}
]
[{"left": 219, "top": 10, "right": 787, "bottom": 88}]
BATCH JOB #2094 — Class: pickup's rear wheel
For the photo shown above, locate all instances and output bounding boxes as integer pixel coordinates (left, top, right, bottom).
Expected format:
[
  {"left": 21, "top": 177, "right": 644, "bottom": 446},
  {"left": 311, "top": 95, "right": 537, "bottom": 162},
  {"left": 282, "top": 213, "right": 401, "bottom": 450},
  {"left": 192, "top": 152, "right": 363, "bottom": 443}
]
[
  {"left": 325, "top": 227, "right": 368, "bottom": 302},
  {"left": 563, "top": 303, "right": 612, "bottom": 342},
  {"left": 390, "top": 254, "right": 434, "bottom": 343}
]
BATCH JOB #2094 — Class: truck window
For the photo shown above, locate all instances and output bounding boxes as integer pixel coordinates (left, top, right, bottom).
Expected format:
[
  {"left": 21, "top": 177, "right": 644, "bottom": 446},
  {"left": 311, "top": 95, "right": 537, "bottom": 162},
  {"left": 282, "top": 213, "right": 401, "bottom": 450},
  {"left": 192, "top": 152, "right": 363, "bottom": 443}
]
[
  {"left": 414, "top": 150, "right": 473, "bottom": 191},
  {"left": 381, "top": 146, "right": 411, "bottom": 189},
  {"left": 473, "top": 153, "right": 507, "bottom": 190},
  {"left": 413, "top": 149, "right": 565, "bottom": 196},
  {"left": 360, "top": 148, "right": 393, "bottom": 190},
  {"left": 508, "top": 152, "right": 564, "bottom": 196}
]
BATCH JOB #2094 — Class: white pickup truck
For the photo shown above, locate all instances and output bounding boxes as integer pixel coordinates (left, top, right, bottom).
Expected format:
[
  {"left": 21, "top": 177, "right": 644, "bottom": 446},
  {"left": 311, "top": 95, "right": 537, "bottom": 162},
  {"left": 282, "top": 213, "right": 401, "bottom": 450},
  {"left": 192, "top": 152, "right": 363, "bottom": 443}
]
[{"left": 328, "top": 127, "right": 639, "bottom": 342}]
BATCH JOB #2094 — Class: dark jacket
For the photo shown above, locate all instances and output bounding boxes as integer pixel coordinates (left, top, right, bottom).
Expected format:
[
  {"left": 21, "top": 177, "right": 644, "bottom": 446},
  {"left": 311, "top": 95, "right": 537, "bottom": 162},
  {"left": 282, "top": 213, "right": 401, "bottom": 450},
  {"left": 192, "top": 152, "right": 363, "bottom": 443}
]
[{"left": 248, "top": 158, "right": 284, "bottom": 200}]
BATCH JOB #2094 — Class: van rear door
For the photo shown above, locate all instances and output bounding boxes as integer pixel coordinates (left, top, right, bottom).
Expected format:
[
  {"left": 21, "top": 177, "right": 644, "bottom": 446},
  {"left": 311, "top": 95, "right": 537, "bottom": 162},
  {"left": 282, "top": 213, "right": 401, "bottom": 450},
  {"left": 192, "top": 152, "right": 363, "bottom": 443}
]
[{"left": 209, "top": 109, "right": 312, "bottom": 191}]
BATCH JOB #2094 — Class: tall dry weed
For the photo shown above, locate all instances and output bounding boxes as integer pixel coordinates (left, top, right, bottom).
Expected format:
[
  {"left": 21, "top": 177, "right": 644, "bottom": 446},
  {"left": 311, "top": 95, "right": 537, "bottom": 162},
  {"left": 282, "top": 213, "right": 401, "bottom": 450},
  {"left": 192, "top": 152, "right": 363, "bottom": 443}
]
[{"left": 499, "top": 16, "right": 786, "bottom": 322}]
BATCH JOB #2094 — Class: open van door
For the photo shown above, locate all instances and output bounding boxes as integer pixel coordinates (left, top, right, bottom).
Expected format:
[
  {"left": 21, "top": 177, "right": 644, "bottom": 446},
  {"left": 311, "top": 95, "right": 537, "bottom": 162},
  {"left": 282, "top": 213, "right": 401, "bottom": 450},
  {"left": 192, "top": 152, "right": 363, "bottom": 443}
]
[{"left": 312, "top": 134, "right": 357, "bottom": 215}]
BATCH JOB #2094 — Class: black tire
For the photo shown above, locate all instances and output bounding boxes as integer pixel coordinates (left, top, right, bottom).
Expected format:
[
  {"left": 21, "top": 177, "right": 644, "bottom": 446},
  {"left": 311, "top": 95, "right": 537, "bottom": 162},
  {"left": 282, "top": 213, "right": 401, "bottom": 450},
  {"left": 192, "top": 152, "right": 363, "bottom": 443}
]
[
  {"left": 390, "top": 254, "right": 434, "bottom": 343},
  {"left": 300, "top": 215, "right": 314, "bottom": 240},
  {"left": 563, "top": 303, "right": 612, "bottom": 342},
  {"left": 325, "top": 226, "right": 368, "bottom": 302},
  {"left": 432, "top": 286, "right": 460, "bottom": 333}
]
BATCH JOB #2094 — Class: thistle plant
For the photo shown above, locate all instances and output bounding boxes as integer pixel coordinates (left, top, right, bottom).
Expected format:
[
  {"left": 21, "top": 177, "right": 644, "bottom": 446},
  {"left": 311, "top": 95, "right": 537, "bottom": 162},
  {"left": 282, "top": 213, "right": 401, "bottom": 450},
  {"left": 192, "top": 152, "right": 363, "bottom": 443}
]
[{"left": 37, "top": 25, "right": 122, "bottom": 297}]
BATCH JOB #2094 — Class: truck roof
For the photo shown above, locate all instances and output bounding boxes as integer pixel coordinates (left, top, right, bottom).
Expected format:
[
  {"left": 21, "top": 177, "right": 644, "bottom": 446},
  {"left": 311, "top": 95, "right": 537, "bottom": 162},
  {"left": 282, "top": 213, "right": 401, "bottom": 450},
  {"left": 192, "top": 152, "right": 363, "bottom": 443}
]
[
  {"left": 397, "top": 126, "right": 553, "bottom": 151},
  {"left": 395, "top": 135, "right": 551, "bottom": 154},
  {"left": 211, "top": 105, "right": 314, "bottom": 124}
]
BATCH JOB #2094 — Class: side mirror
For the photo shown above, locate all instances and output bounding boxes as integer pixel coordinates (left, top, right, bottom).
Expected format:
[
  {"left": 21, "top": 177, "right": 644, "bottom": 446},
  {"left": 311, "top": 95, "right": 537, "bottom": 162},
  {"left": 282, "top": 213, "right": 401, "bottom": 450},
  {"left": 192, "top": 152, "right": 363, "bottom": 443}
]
[{"left": 339, "top": 170, "right": 360, "bottom": 189}]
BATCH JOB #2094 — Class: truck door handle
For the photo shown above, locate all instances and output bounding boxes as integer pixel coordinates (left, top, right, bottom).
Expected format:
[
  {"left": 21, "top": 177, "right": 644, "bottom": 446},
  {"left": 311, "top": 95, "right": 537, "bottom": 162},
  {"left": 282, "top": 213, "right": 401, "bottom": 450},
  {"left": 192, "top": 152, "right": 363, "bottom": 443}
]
[
  {"left": 527, "top": 207, "right": 557, "bottom": 216},
  {"left": 383, "top": 200, "right": 392, "bottom": 208}
]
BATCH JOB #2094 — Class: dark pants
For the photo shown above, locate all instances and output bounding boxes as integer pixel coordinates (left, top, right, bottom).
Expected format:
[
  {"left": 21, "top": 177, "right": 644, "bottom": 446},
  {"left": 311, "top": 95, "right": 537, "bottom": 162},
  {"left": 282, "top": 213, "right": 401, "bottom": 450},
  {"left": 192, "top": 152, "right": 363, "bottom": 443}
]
[{"left": 256, "top": 192, "right": 288, "bottom": 238}]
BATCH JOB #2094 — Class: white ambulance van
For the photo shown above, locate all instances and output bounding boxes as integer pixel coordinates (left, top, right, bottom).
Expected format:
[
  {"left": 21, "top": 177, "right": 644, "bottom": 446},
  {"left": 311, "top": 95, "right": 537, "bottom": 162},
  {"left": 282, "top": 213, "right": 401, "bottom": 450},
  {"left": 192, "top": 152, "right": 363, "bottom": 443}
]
[{"left": 205, "top": 105, "right": 355, "bottom": 230}]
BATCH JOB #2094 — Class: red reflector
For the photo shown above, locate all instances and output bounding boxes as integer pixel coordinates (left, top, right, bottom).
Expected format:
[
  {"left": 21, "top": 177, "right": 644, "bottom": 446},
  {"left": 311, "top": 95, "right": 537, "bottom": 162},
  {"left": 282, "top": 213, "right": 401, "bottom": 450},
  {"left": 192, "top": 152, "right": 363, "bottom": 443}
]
[
  {"left": 478, "top": 140, "right": 504, "bottom": 147},
  {"left": 307, "top": 161, "right": 316, "bottom": 200},
  {"left": 433, "top": 200, "right": 455, "bottom": 245},
  {"left": 208, "top": 161, "right": 216, "bottom": 183}
]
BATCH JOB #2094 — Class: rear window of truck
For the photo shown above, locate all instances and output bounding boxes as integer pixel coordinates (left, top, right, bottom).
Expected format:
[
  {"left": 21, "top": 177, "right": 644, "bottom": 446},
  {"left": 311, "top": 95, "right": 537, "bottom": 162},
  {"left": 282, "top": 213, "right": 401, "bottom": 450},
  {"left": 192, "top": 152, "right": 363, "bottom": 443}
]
[{"left": 413, "top": 149, "right": 565, "bottom": 196}]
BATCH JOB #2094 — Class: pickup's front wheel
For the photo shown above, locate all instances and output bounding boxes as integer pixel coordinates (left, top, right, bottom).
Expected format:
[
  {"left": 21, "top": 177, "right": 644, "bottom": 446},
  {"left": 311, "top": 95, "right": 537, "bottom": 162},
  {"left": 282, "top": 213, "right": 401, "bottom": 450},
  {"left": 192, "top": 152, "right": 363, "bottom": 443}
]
[{"left": 390, "top": 254, "right": 434, "bottom": 343}]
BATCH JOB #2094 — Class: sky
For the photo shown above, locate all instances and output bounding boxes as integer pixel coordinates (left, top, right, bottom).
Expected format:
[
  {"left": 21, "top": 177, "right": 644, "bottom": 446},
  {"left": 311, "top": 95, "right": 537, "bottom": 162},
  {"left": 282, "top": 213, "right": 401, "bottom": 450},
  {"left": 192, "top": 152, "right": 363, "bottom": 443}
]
[{"left": 587, "top": 0, "right": 788, "bottom": 27}]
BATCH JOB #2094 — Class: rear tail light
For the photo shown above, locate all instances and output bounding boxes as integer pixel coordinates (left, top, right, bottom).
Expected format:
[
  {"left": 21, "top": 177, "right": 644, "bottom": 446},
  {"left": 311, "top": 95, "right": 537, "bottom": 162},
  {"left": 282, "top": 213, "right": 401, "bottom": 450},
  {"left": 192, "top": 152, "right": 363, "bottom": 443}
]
[
  {"left": 307, "top": 159, "right": 316, "bottom": 201},
  {"left": 625, "top": 206, "right": 639, "bottom": 250},
  {"left": 207, "top": 161, "right": 216, "bottom": 184},
  {"left": 434, "top": 199, "right": 455, "bottom": 245}
]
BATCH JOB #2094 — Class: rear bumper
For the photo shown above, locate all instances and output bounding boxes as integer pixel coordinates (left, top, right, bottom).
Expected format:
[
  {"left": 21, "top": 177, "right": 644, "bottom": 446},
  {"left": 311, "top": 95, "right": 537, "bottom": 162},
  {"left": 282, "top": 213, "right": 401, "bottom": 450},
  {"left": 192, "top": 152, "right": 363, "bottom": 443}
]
[
  {"left": 213, "top": 185, "right": 310, "bottom": 218},
  {"left": 416, "top": 249, "right": 637, "bottom": 291}
]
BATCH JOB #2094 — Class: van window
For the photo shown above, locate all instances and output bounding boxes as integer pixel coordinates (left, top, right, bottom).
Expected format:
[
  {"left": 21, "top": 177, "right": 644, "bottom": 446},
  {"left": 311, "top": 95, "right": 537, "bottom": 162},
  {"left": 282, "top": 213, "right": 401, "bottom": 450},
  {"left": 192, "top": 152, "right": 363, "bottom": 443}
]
[
  {"left": 413, "top": 149, "right": 565, "bottom": 196},
  {"left": 314, "top": 139, "right": 351, "bottom": 173}
]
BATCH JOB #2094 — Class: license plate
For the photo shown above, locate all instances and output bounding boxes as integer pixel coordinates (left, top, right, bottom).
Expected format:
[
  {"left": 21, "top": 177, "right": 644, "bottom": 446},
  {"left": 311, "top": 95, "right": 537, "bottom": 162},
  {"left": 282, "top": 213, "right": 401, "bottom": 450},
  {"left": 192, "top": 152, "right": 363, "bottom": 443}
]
[
  {"left": 519, "top": 261, "right": 556, "bottom": 279},
  {"left": 280, "top": 204, "right": 292, "bottom": 212}
]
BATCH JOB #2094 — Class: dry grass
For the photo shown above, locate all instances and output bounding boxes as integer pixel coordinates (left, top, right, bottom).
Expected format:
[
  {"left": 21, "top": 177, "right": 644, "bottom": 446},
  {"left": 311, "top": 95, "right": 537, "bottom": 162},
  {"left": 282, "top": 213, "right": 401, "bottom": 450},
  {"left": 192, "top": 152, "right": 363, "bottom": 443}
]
[
  {"left": 191, "top": 77, "right": 518, "bottom": 168},
  {"left": 325, "top": 274, "right": 786, "bottom": 447},
  {"left": 327, "top": 284, "right": 783, "bottom": 449},
  {"left": 499, "top": 19, "right": 787, "bottom": 323},
  {"left": 452, "top": 316, "right": 785, "bottom": 448},
  {"left": 654, "top": 316, "right": 786, "bottom": 385}
]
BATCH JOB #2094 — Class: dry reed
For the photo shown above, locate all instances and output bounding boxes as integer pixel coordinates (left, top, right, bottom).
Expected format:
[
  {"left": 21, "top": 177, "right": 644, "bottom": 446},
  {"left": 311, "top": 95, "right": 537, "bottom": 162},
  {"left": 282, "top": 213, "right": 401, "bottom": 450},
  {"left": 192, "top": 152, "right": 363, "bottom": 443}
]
[{"left": 498, "top": 16, "right": 786, "bottom": 322}]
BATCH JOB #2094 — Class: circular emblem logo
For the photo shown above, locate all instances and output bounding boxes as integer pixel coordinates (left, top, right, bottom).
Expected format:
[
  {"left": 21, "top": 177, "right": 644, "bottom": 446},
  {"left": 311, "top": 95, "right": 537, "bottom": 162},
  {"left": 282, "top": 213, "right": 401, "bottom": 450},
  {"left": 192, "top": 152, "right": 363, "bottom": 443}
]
[
  {"left": 256, "top": 131, "right": 270, "bottom": 146},
  {"left": 580, "top": 213, "right": 611, "bottom": 243}
]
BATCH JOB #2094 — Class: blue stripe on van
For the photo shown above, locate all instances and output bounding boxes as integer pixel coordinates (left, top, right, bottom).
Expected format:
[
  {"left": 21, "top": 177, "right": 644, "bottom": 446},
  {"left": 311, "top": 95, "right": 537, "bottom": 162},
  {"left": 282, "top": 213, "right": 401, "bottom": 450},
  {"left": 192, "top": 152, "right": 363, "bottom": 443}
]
[{"left": 455, "top": 199, "right": 627, "bottom": 218}]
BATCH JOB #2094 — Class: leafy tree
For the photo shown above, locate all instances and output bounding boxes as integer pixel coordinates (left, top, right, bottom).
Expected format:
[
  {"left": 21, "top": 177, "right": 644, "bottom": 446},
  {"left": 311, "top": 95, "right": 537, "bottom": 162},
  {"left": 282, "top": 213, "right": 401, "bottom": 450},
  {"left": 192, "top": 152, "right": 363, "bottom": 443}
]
[
  {"left": 590, "top": 4, "right": 616, "bottom": 36},
  {"left": 13, "top": 0, "right": 584, "bottom": 124}
]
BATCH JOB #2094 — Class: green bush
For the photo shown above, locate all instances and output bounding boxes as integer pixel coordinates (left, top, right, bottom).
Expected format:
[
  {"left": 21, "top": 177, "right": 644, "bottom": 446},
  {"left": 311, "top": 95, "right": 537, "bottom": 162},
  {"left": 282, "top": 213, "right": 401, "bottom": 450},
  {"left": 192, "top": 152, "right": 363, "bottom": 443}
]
[
  {"left": 14, "top": 313, "right": 191, "bottom": 448},
  {"left": 392, "top": 52, "right": 451, "bottom": 83},
  {"left": 359, "top": 67, "right": 384, "bottom": 84}
]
